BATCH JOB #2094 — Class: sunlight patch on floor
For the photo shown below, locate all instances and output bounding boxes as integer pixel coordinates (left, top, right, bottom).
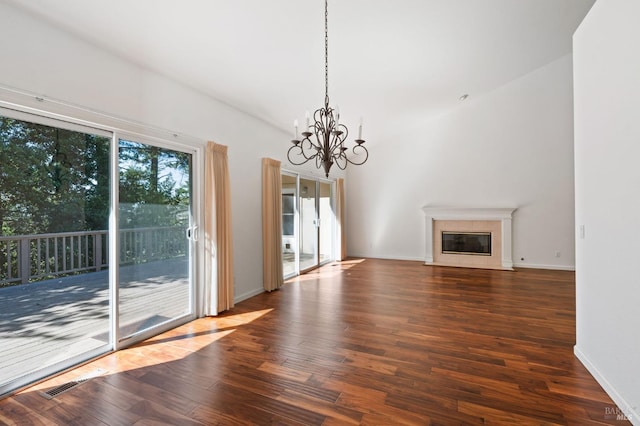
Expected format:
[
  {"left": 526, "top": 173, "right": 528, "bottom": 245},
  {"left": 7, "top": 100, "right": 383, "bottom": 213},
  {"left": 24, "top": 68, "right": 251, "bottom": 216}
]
[
  {"left": 210, "top": 308, "right": 274, "bottom": 329},
  {"left": 286, "top": 259, "right": 367, "bottom": 282},
  {"left": 18, "top": 308, "right": 275, "bottom": 394}
]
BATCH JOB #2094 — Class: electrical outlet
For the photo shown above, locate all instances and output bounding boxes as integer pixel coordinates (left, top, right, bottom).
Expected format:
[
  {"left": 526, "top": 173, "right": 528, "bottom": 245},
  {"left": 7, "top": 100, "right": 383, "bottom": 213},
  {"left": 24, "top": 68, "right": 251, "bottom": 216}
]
[{"left": 555, "top": 250, "right": 561, "bottom": 258}]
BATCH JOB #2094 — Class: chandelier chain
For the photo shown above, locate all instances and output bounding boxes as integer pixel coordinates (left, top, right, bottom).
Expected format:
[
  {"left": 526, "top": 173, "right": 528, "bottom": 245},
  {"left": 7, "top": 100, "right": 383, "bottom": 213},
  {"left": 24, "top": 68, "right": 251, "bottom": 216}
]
[{"left": 324, "top": 0, "right": 329, "bottom": 105}]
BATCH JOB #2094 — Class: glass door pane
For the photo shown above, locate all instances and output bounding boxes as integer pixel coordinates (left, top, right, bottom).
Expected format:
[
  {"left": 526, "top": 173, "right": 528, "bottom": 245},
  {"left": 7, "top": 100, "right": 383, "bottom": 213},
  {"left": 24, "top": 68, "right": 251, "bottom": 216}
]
[
  {"left": 0, "top": 112, "right": 111, "bottom": 394},
  {"left": 281, "top": 174, "right": 298, "bottom": 278},
  {"left": 118, "top": 139, "right": 192, "bottom": 341},
  {"left": 318, "top": 182, "right": 333, "bottom": 264},
  {"left": 299, "top": 179, "right": 318, "bottom": 271}
]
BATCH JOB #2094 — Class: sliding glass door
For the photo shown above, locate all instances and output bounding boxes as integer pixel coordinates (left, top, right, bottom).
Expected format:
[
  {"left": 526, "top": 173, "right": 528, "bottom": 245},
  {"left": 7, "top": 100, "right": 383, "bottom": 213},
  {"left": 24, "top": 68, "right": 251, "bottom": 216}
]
[
  {"left": 318, "top": 182, "right": 333, "bottom": 264},
  {"left": 299, "top": 178, "right": 319, "bottom": 272},
  {"left": 0, "top": 109, "right": 112, "bottom": 396},
  {"left": 281, "top": 174, "right": 297, "bottom": 278},
  {"left": 281, "top": 173, "right": 335, "bottom": 278},
  {"left": 0, "top": 107, "right": 198, "bottom": 396},
  {"left": 117, "top": 139, "right": 193, "bottom": 342}
]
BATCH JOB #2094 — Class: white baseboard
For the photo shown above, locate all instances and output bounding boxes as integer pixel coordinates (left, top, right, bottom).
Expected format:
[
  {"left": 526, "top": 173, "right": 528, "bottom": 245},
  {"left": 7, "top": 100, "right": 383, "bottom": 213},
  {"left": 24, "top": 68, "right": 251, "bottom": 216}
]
[
  {"left": 513, "top": 262, "right": 575, "bottom": 271},
  {"left": 348, "top": 253, "right": 425, "bottom": 262},
  {"left": 234, "top": 287, "right": 264, "bottom": 304},
  {"left": 350, "top": 256, "right": 575, "bottom": 271},
  {"left": 574, "top": 346, "right": 639, "bottom": 425}
]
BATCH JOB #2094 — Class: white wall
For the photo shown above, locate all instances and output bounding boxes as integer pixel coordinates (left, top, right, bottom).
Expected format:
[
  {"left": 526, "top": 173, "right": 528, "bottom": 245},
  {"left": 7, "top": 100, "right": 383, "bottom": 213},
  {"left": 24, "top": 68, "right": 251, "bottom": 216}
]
[
  {"left": 347, "top": 54, "right": 576, "bottom": 270},
  {"left": 574, "top": 0, "right": 640, "bottom": 422},
  {"left": 0, "top": 2, "right": 341, "bottom": 304}
]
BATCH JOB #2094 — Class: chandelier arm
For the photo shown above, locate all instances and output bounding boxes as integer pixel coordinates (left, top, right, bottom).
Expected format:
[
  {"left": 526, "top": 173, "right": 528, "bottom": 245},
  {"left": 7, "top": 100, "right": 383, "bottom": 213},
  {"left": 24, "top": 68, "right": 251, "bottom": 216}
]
[
  {"left": 328, "top": 128, "right": 346, "bottom": 158},
  {"left": 344, "top": 144, "right": 369, "bottom": 166},
  {"left": 287, "top": 144, "right": 312, "bottom": 166},
  {"left": 287, "top": 130, "right": 326, "bottom": 165},
  {"left": 303, "top": 137, "right": 320, "bottom": 159},
  {"left": 328, "top": 130, "right": 338, "bottom": 155},
  {"left": 337, "top": 124, "right": 348, "bottom": 145},
  {"left": 316, "top": 152, "right": 324, "bottom": 170},
  {"left": 314, "top": 107, "right": 325, "bottom": 129},
  {"left": 331, "top": 129, "right": 349, "bottom": 171},
  {"left": 313, "top": 124, "right": 324, "bottom": 151},
  {"left": 291, "top": 141, "right": 317, "bottom": 164},
  {"left": 334, "top": 150, "right": 348, "bottom": 170}
]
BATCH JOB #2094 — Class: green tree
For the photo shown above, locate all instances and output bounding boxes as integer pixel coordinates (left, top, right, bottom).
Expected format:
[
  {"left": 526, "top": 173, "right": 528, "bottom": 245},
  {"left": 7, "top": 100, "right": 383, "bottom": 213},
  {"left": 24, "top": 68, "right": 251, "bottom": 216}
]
[{"left": 0, "top": 116, "right": 111, "bottom": 236}]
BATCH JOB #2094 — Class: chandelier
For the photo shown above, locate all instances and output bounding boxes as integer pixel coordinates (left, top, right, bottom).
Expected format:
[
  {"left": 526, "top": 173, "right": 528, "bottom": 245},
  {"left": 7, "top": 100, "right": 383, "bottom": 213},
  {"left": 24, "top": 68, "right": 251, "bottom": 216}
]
[{"left": 287, "top": 0, "right": 368, "bottom": 178}]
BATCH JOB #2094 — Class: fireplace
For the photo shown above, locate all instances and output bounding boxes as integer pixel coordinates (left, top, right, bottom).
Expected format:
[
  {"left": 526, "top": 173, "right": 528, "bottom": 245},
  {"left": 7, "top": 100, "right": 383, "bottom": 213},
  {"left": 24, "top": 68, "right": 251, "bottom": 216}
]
[{"left": 422, "top": 207, "right": 516, "bottom": 270}]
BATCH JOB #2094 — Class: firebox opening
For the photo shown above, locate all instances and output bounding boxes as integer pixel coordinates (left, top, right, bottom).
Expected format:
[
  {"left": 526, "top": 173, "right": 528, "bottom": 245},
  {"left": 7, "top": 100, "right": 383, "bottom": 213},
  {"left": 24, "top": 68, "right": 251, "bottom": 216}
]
[{"left": 442, "top": 231, "right": 492, "bottom": 256}]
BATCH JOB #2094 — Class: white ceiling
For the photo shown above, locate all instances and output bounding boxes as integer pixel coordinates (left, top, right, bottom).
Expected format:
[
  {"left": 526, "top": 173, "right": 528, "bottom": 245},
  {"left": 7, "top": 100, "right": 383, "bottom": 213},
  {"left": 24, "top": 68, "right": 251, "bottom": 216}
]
[{"left": 6, "top": 0, "right": 595, "bottom": 143}]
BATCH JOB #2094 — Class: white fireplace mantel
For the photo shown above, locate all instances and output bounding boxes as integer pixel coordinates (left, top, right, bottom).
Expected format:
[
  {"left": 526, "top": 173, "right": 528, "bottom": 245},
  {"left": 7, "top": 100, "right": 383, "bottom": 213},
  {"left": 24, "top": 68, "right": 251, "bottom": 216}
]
[{"left": 422, "top": 206, "right": 517, "bottom": 270}]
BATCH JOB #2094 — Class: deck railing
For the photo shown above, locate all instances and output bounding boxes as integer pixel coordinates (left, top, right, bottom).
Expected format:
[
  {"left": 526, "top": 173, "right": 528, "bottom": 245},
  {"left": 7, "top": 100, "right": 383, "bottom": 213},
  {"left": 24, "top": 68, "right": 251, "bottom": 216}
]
[{"left": 0, "top": 226, "right": 187, "bottom": 287}]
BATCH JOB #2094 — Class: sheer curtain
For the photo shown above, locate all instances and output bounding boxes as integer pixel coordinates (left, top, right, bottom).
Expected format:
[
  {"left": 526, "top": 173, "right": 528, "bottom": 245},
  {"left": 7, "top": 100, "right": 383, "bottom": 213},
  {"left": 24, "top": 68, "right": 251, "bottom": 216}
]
[
  {"left": 262, "top": 158, "right": 283, "bottom": 291},
  {"left": 203, "top": 141, "right": 234, "bottom": 316},
  {"left": 336, "top": 178, "right": 347, "bottom": 261}
]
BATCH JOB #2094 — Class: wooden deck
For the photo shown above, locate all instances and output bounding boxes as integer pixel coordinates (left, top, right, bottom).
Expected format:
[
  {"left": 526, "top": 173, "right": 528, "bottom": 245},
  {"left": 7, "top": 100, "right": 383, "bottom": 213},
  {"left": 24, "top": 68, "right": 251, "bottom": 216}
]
[
  {"left": 0, "top": 257, "right": 189, "bottom": 388},
  {"left": 0, "top": 259, "right": 629, "bottom": 425}
]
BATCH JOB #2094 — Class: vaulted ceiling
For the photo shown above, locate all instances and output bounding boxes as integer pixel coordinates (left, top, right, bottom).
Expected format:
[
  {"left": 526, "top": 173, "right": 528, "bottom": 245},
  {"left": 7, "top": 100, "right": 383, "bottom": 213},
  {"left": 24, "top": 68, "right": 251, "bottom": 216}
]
[{"left": 6, "top": 0, "right": 595, "bottom": 143}]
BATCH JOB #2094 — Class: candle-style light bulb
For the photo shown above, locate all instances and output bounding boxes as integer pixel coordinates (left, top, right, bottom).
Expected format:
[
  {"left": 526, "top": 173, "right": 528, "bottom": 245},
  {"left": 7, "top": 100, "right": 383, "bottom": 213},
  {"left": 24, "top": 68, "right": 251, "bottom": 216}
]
[
  {"left": 358, "top": 116, "right": 363, "bottom": 139},
  {"left": 305, "top": 111, "right": 310, "bottom": 129},
  {"left": 294, "top": 119, "right": 299, "bottom": 139},
  {"left": 335, "top": 105, "right": 340, "bottom": 128}
]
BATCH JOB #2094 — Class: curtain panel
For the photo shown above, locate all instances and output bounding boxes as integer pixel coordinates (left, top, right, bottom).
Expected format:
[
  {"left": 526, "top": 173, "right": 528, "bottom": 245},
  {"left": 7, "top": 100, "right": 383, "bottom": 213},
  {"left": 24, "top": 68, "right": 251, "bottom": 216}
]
[
  {"left": 262, "top": 158, "right": 283, "bottom": 291},
  {"left": 203, "top": 141, "right": 234, "bottom": 315}
]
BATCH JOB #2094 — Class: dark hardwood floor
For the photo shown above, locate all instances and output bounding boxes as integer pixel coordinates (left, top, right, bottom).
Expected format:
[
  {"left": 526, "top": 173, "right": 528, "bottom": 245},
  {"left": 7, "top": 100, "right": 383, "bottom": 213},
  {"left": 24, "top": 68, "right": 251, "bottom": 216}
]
[{"left": 0, "top": 259, "right": 628, "bottom": 425}]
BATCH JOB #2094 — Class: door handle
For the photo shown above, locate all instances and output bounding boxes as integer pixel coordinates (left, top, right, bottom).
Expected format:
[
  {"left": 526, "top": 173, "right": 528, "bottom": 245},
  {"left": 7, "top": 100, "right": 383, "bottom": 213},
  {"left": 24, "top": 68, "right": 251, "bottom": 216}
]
[{"left": 186, "top": 226, "right": 199, "bottom": 241}]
